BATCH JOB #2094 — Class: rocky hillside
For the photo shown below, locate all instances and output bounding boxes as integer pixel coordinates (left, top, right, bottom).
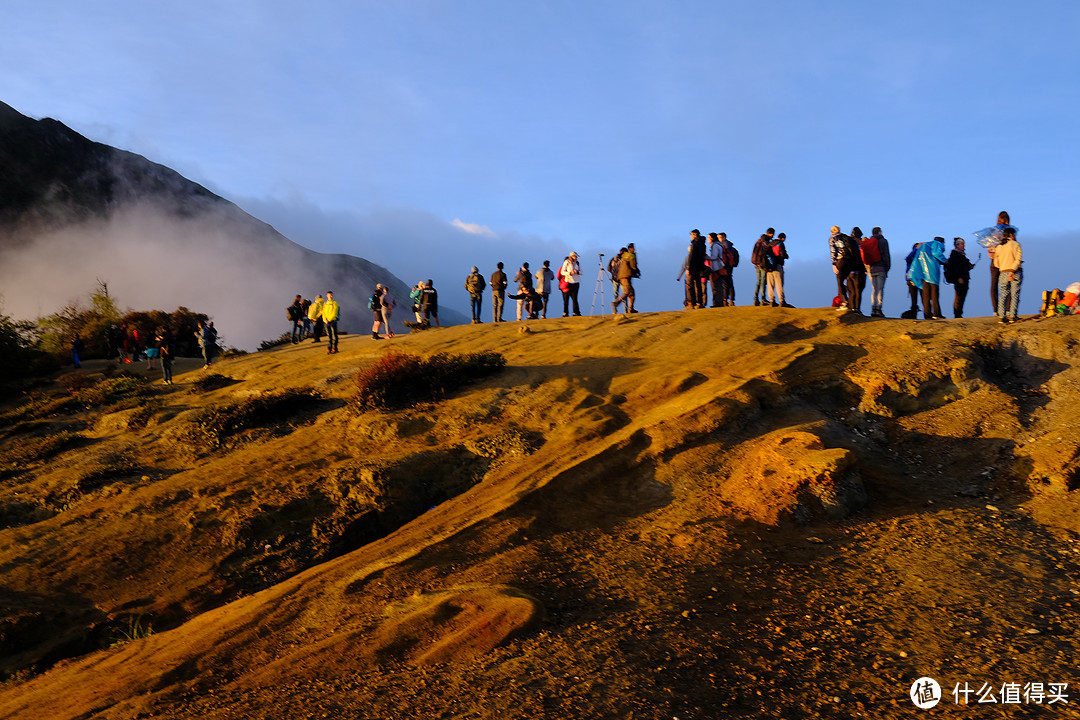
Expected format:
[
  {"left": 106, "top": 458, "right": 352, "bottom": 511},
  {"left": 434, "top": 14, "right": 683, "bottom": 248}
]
[
  {"left": 0, "top": 101, "right": 462, "bottom": 347},
  {"left": 1, "top": 307, "right": 1079, "bottom": 719}
]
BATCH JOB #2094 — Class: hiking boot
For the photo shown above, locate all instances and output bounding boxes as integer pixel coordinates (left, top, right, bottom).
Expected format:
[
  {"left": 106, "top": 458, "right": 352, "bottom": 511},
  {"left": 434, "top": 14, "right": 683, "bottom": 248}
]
[
  {"left": 753, "top": 299, "right": 760, "bottom": 306},
  {"left": 781, "top": 302, "right": 795, "bottom": 308}
]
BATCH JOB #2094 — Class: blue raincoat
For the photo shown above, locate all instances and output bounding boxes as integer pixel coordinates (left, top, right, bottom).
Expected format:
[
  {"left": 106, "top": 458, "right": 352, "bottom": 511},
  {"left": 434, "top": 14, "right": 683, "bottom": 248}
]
[{"left": 906, "top": 239, "right": 947, "bottom": 290}]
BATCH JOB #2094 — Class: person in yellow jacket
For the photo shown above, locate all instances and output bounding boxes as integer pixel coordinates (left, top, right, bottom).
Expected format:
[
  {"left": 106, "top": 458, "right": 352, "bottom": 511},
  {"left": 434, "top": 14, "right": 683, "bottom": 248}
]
[
  {"left": 322, "top": 291, "right": 340, "bottom": 353},
  {"left": 308, "top": 294, "right": 325, "bottom": 343}
]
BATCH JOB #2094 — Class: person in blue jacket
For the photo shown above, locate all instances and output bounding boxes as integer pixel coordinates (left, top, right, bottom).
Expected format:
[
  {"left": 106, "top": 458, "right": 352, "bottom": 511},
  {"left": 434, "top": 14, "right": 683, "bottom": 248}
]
[{"left": 906, "top": 236, "right": 948, "bottom": 319}]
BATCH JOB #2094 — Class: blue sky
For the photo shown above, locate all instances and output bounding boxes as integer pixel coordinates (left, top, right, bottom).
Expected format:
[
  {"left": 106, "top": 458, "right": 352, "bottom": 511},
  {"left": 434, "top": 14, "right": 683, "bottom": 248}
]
[{"left": 2, "top": 1, "right": 1077, "bottom": 317}]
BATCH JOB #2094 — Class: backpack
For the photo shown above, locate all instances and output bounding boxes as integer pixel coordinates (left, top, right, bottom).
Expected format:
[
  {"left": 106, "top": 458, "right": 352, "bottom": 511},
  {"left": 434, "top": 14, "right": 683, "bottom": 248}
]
[
  {"left": 729, "top": 246, "right": 740, "bottom": 268},
  {"left": 608, "top": 255, "right": 621, "bottom": 280},
  {"left": 367, "top": 295, "right": 376, "bottom": 310},
  {"left": 860, "top": 236, "right": 882, "bottom": 265},
  {"left": 762, "top": 248, "right": 778, "bottom": 270},
  {"left": 835, "top": 234, "right": 855, "bottom": 262},
  {"left": 286, "top": 306, "right": 298, "bottom": 321}
]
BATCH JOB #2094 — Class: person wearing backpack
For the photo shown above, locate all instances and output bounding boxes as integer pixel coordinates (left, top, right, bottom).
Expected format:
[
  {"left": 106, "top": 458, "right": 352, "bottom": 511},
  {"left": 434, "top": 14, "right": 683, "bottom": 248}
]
[
  {"left": 608, "top": 249, "right": 625, "bottom": 310},
  {"left": 287, "top": 294, "right": 304, "bottom": 344},
  {"left": 751, "top": 233, "right": 770, "bottom": 306},
  {"left": 829, "top": 226, "right": 863, "bottom": 314},
  {"left": 465, "top": 266, "right": 486, "bottom": 324},
  {"left": 370, "top": 284, "right": 386, "bottom": 340},
  {"left": 862, "top": 227, "right": 891, "bottom": 317},
  {"left": 720, "top": 233, "right": 738, "bottom": 306},
  {"left": 688, "top": 230, "right": 708, "bottom": 308},
  {"left": 535, "top": 260, "right": 555, "bottom": 319}
]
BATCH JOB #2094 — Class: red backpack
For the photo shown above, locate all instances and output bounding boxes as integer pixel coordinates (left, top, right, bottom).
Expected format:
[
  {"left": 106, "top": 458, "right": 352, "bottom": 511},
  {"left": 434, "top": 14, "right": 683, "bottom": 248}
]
[{"left": 860, "top": 236, "right": 881, "bottom": 264}]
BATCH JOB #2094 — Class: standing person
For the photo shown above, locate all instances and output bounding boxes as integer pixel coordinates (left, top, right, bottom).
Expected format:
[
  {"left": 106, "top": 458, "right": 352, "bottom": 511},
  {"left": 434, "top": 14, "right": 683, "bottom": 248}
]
[
  {"left": 155, "top": 327, "right": 174, "bottom": 385},
  {"left": 421, "top": 279, "right": 440, "bottom": 327},
  {"left": 676, "top": 245, "right": 694, "bottom": 308},
  {"left": 770, "top": 229, "right": 791, "bottom": 306},
  {"left": 611, "top": 246, "right": 638, "bottom": 314},
  {"left": 465, "top": 266, "right": 486, "bottom": 324},
  {"left": 288, "top": 294, "right": 304, "bottom": 344},
  {"left": 513, "top": 262, "right": 533, "bottom": 321},
  {"left": 607, "top": 250, "right": 625, "bottom": 310},
  {"left": 144, "top": 333, "right": 157, "bottom": 370},
  {"left": 300, "top": 297, "right": 312, "bottom": 338},
  {"left": 130, "top": 326, "right": 142, "bottom": 363},
  {"left": 829, "top": 226, "right": 861, "bottom": 311},
  {"left": 907, "top": 237, "right": 948, "bottom": 319},
  {"left": 707, "top": 233, "right": 726, "bottom": 307},
  {"left": 994, "top": 228, "right": 1023, "bottom": 323},
  {"left": 902, "top": 243, "right": 923, "bottom": 318},
  {"left": 975, "top": 211, "right": 1016, "bottom": 314},
  {"left": 688, "top": 229, "right": 707, "bottom": 308},
  {"left": 848, "top": 227, "right": 868, "bottom": 315},
  {"left": 557, "top": 256, "right": 571, "bottom": 314},
  {"left": 106, "top": 324, "right": 121, "bottom": 362},
  {"left": 308, "top": 294, "right": 325, "bottom": 343},
  {"left": 763, "top": 235, "right": 783, "bottom": 307},
  {"left": 560, "top": 253, "right": 582, "bottom": 316},
  {"left": 490, "top": 262, "right": 508, "bottom": 322},
  {"left": 536, "top": 260, "right": 555, "bottom": 319},
  {"left": 71, "top": 333, "right": 83, "bottom": 369},
  {"left": 370, "top": 284, "right": 386, "bottom": 340},
  {"left": 862, "top": 227, "right": 891, "bottom": 317},
  {"left": 751, "top": 234, "right": 770, "bottom": 306},
  {"left": 410, "top": 282, "right": 425, "bottom": 323},
  {"left": 196, "top": 320, "right": 214, "bottom": 368},
  {"left": 381, "top": 286, "right": 396, "bottom": 338},
  {"left": 720, "top": 233, "right": 738, "bottom": 306},
  {"left": 944, "top": 237, "right": 976, "bottom": 318},
  {"left": 322, "top": 291, "right": 340, "bottom": 354}
]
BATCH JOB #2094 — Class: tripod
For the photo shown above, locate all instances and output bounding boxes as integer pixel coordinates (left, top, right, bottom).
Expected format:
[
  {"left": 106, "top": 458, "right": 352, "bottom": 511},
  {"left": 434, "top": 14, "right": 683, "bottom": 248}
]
[{"left": 591, "top": 253, "right": 607, "bottom": 315}]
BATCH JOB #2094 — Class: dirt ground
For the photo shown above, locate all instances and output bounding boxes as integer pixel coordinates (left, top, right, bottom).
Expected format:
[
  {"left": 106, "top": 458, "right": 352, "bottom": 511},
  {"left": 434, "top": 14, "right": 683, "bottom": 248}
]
[{"left": 1, "top": 307, "right": 1079, "bottom": 719}]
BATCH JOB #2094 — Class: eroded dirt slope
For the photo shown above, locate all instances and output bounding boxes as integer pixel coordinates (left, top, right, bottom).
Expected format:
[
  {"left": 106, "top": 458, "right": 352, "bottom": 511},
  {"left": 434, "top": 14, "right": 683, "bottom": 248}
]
[{"left": 1, "top": 308, "right": 1079, "bottom": 719}]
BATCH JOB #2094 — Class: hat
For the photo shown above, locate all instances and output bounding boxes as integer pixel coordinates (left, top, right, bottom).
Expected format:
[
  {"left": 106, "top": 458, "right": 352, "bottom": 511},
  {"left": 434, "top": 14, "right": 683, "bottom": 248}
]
[{"left": 934, "top": 236, "right": 945, "bottom": 243}]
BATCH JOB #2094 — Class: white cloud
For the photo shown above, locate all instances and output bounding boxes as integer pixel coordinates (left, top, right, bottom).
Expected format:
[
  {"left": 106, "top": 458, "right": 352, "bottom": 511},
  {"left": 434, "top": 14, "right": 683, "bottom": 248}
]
[{"left": 451, "top": 218, "right": 495, "bottom": 237}]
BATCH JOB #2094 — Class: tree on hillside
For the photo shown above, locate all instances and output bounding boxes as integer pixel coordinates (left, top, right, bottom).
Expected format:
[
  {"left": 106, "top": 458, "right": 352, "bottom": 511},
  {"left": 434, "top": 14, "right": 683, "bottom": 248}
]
[
  {"left": 0, "top": 310, "right": 53, "bottom": 379},
  {"left": 37, "top": 280, "right": 121, "bottom": 357},
  {"left": 36, "top": 281, "right": 211, "bottom": 360}
]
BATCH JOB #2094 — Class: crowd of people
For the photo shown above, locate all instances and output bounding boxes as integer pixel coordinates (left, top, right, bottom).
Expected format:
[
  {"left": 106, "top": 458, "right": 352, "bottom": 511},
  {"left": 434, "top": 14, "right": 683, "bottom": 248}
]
[{"left": 270, "top": 210, "right": 1074, "bottom": 357}]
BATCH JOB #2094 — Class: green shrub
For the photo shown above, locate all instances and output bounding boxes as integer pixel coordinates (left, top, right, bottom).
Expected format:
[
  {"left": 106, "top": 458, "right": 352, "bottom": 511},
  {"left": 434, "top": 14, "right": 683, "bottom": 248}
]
[{"left": 352, "top": 351, "right": 506, "bottom": 410}]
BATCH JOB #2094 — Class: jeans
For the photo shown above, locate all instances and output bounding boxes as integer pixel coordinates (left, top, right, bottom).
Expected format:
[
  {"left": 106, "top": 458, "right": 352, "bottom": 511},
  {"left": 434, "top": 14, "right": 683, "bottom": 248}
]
[
  {"left": 325, "top": 320, "right": 339, "bottom": 352},
  {"left": 291, "top": 321, "right": 302, "bottom": 343},
  {"left": 869, "top": 271, "right": 886, "bottom": 311},
  {"left": 492, "top": 291, "right": 504, "bottom": 322},
  {"left": 470, "top": 294, "right": 483, "bottom": 322},
  {"left": 997, "top": 268, "right": 1022, "bottom": 319},
  {"left": 754, "top": 266, "right": 768, "bottom": 302}
]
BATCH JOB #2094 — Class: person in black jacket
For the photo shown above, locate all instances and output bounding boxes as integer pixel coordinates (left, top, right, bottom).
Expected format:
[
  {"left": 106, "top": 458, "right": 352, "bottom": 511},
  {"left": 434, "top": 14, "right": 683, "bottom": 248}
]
[
  {"left": 688, "top": 229, "right": 708, "bottom": 308},
  {"left": 944, "top": 237, "right": 976, "bottom": 318},
  {"left": 490, "top": 262, "right": 507, "bottom": 323}
]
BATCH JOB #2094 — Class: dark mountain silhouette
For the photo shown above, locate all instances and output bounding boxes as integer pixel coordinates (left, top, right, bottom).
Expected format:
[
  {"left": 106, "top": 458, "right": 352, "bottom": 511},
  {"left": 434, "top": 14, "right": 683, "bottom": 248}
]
[{"left": 0, "top": 100, "right": 462, "bottom": 348}]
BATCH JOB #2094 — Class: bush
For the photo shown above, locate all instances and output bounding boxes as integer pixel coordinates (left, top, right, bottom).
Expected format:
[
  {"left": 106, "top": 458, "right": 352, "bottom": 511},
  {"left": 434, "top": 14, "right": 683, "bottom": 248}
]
[
  {"left": 0, "top": 431, "right": 81, "bottom": 476},
  {"left": 352, "top": 351, "right": 506, "bottom": 410},
  {"left": 184, "top": 387, "right": 323, "bottom": 448},
  {"left": 258, "top": 333, "right": 292, "bottom": 351},
  {"left": 188, "top": 373, "right": 236, "bottom": 393}
]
